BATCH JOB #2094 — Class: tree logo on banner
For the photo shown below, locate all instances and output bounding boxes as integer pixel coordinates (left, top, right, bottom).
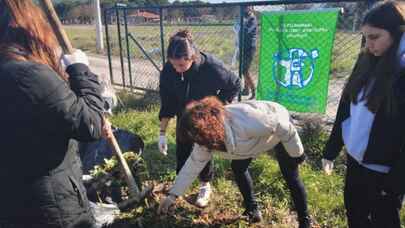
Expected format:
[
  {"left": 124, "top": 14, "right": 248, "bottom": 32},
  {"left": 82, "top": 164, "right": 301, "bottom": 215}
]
[{"left": 272, "top": 48, "right": 319, "bottom": 88}]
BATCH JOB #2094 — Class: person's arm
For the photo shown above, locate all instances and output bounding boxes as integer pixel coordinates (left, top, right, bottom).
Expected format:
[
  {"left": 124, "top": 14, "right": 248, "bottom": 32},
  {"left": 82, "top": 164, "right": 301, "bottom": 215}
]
[
  {"left": 158, "top": 69, "right": 177, "bottom": 155},
  {"left": 168, "top": 144, "right": 212, "bottom": 196},
  {"left": 160, "top": 117, "right": 170, "bottom": 134},
  {"left": 159, "top": 67, "right": 177, "bottom": 120},
  {"left": 385, "top": 71, "right": 405, "bottom": 194},
  {"left": 217, "top": 68, "right": 241, "bottom": 103},
  {"left": 28, "top": 63, "right": 104, "bottom": 141},
  {"left": 274, "top": 114, "right": 304, "bottom": 158},
  {"left": 384, "top": 150, "right": 405, "bottom": 195},
  {"left": 322, "top": 95, "right": 349, "bottom": 161}
]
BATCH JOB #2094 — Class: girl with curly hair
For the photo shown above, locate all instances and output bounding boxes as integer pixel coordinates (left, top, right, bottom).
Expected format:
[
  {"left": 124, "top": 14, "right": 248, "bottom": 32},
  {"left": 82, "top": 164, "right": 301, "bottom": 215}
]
[
  {"left": 158, "top": 96, "right": 310, "bottom": 227},
  {"left": 158, "top": 29, "right": 241, "bottom": 208}
]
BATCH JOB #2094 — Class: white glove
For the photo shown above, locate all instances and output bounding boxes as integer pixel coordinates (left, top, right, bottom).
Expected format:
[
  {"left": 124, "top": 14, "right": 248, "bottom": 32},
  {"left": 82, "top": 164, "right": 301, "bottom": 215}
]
[
  {"left": 158, "top": 135, "right": 168, "bottom": 156},
  {"left": 157, "top": 194, "right": 176, "bottom": 215},
  {"left": 62, "top": 49, "right": 89, "bottom": 67},
  {"left": 322, "top": 159, "right": 334, "bottom": 175}
]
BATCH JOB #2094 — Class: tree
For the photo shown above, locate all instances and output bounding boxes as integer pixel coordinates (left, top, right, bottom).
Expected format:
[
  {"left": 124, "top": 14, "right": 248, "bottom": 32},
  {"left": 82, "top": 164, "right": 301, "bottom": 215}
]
[
  {"left": 54, "top": 0, "right": 79, "bottom": 20},
  {"left": 127, "top": 0, "right": 169, "bottom": 6}
]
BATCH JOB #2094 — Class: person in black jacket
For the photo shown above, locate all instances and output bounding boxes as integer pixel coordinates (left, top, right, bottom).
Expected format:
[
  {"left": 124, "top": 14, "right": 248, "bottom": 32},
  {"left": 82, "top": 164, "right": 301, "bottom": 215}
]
[
  {"left": 158, "top": 29, "right": 241, "bottom": 208},
  {"left": 322, "top": 1, "right": 405, "bottom": 227},
  {"left": 0, "top": 1, "right": 106, "bottom": 227}
]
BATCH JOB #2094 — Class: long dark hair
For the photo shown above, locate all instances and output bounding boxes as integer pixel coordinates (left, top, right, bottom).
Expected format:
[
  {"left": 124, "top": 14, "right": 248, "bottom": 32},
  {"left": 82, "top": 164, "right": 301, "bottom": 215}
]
[
  {"left": 343, "top": 1, "right": 405, "bottom": 113},
  {"left": 0, "top": 0, "right": 65, "bottom": 79},
  {"left": 167, "top": 29, "right": 199, "bottom": 61},
  {"left": 178, "top": 96, "right": 226, "bottom": 151}
]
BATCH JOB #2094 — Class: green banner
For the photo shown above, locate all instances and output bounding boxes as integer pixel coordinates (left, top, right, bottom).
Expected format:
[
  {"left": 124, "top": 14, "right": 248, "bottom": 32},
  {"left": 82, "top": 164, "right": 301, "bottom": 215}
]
[{"left": 257, "top": 9, "right": 339, "bottom": 113}]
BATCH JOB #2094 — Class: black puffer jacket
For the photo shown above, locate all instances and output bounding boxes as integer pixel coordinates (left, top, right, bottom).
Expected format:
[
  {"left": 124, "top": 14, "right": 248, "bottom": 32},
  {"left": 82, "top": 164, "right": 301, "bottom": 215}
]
[
  {"left": 0, "top": 60, "right": 104, "bottom": 228},
  {"left": 159, "top": 52, "right": 241, "bottom": 120}
]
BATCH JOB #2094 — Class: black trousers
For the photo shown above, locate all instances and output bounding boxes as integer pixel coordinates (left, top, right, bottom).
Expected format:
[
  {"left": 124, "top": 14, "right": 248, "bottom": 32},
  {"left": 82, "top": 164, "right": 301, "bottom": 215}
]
[
  {"left": 344, "top": 155, "right": 403, "bottom": 228},
  {"left": 231, "top": 143, "right": 308, "bottom": 218},
  {"left": 175, "top": 138, "right": 214, "bottom": 183}
]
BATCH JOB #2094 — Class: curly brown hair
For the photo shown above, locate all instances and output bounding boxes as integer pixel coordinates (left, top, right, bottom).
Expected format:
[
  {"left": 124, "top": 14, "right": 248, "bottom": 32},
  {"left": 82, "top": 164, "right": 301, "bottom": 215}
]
[{"left": 178, "top": 96, "right": 226, "bottom": 151}]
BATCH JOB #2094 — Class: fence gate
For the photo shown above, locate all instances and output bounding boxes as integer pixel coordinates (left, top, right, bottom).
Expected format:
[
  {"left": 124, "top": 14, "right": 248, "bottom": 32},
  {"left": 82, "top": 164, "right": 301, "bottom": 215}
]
[{"left": 104, "top": 0, "right": 371, "bottom": 119}]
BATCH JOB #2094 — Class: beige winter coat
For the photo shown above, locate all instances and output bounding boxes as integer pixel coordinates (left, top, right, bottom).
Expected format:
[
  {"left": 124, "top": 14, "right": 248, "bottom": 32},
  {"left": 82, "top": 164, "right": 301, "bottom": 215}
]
[{"left": 169, "top": 100, "right": 304, "bottom": 196}]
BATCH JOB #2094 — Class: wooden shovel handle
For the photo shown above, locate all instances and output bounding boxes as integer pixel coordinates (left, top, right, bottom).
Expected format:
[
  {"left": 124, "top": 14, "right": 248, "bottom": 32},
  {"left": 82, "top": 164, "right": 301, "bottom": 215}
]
[
  {"left": 38, "top": 0, "right": 74, "bottom": 54},
  {"left": 106, "top": 128, "right": 141, "bottom": 196}
]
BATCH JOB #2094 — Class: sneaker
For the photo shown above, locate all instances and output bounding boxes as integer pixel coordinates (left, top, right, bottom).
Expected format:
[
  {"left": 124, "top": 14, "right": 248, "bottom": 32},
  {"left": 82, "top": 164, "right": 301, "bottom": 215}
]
[
  {"left": 298, "top": 216, "right": 311, "bottom": 228},
  {"left": 242, "top": 208, "right": 263, "bottom": 223},
  {"left": 195, "top": 183, "right": 211, "bottom": 208}
]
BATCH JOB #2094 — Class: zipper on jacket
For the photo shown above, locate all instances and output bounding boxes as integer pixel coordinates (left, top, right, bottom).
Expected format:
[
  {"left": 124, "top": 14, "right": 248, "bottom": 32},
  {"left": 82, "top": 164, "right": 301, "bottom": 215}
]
[
  {"left": 180, "top": 72, "right": 190, "bottom": 102},
  {"left": 185, "top": 80, "right": 190, "bottom": 102}
]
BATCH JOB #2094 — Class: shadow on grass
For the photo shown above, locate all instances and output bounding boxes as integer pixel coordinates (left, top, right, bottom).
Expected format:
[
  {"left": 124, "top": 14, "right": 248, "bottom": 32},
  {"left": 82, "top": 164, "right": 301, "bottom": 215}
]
[{"left": 142, "top": 141, "right": 177, "bottom": 181}]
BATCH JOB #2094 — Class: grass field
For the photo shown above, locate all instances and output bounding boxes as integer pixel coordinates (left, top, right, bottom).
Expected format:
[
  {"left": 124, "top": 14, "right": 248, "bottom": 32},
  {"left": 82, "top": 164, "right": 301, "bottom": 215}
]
[{"left": 100, "top": 93, "right": 405, "bottom": 228}]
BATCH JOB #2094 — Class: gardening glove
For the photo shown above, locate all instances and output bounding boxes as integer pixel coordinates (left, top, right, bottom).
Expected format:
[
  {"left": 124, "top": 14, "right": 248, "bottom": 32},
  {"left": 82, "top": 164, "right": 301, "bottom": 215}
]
[
  {"left": 158, "top": 194, "right": 176, "bottom": 215},
  {"left": 322, "top": 159, "right": 334, "bottom": 175},
  {"left": 62, "top": 49, "right": 89, "bottom": 68},
  {"left": 158, "top": 135, "right": 168, "bottom": 156}
]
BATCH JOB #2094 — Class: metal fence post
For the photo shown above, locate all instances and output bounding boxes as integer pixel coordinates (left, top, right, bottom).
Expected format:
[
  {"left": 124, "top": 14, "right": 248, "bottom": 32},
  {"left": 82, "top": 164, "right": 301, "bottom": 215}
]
[
  {"left": 123, "top": 8, "right": 133, "bottom": 91},
  {"left": 159, "top": 8, "right": 166, "bottom": 66},
  {"left": 238, "top": 5, "right": 246, "bottom": 101},
  {"left": 115, "top": 4, "right": 126, "bottom": 88},
  {"left": 104, "top": 8, "right": 114, "bottom": 84}
]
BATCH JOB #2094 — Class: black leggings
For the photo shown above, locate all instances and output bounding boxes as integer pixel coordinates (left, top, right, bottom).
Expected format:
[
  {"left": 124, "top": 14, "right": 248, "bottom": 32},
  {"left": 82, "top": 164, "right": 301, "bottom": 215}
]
[
  {"left": 344, "top": 155, "right": 403, "bottom": 228},
  {"left": 231, "top": 143, "right": 308, "bottom": 218}
]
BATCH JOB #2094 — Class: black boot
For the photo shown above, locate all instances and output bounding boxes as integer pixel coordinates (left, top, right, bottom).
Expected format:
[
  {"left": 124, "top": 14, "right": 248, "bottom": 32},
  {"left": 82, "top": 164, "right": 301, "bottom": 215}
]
[
  {"left": 241, "top": 87, "right": 250, "bottom": 96},
  {"left": 242, "top": 208, "right": 262, "bottom": 223},
  {"left": 298, "top": 216, "right": 311, "bottom": 228}
]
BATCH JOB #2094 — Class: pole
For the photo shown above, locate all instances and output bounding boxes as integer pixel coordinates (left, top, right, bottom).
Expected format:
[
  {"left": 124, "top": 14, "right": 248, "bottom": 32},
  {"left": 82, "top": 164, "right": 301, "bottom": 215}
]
[{"left": 94, "top": 0, "right": 104, "bottom": 53}]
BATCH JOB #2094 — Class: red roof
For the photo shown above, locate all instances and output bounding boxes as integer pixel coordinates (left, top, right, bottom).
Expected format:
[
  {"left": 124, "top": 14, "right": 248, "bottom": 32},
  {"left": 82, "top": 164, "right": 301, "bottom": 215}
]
[{"left": 128, "top": 11, "right": 159, "bottom": 19}]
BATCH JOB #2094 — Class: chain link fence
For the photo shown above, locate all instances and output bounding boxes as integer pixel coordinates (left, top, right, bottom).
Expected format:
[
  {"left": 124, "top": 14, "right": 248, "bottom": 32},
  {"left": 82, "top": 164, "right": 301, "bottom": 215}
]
[{"left": 104, "top": 0, "right": 369, "bottom": 122}]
